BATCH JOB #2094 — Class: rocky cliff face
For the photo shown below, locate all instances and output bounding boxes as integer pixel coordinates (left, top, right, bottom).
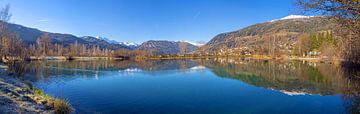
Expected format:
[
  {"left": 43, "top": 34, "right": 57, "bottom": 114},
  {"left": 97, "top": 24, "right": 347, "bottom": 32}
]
[{"left": 197, "top": 16, "right": 337, "bottom": 55}]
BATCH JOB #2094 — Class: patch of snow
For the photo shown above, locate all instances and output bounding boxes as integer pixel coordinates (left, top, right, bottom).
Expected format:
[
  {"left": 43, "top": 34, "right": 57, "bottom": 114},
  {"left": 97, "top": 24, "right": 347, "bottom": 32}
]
[
  {"left": 91, "top": 36, "right": 139, "bottom": 46},
  {"left": 119, "top": 42, "right": 139, "bottom": 47},
  {"left": 270, "top": 15, "right": 314, "bottom": 22},
  {"left": 95, "top": 36, "right": 101, "bottom": 39},
  {"left": 180, "top": 40, "right": 205, "bottom": 47}
]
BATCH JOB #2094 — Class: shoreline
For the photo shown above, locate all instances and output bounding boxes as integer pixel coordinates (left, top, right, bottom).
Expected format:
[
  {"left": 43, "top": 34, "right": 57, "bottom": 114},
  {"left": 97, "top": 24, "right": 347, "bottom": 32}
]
[
  {"left": 143, "top": 55, "right": 343, "bottom": 62},
  {"left": 0, "top": 73, "right": 54, "bottom": 113},
  {"left": 29, "top": 56, "right": 126, "bottom": 61},
  {"left": 0, "top": 66, "right": 73, "bottom": 114},
  {"left": 2, "top": 55, "right": 345, "bottom": 63},
  {"left": 2, "top": 56, "right": 127, "bottom": 62}
]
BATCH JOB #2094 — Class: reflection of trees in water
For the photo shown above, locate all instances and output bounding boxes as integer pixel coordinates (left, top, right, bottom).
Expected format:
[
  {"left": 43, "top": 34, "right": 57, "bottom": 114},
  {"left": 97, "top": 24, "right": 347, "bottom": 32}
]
[
  {"left": 341, "top": 63, "right": 360, "bottom": 113},
  {"left": 6, "top": 60, "right": 199, "bottom": 81},
  {"left": 7, "top": 59, "right": 360, "bottom": 113},
  {"left": 203, "top": 58, "right": 348, "bottom": 95},
  {"left": 135, "top": 60, "right": 198, "bottom": 71},
  {"left": 202, "top": 58, "right": 360, "bottom": 113}
]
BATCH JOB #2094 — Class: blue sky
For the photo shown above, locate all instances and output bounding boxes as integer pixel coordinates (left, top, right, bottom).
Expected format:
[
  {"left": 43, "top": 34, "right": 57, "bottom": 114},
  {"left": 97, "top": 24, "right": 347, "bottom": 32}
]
[{"left": 0, "top": 0, "right": 299, "bottom": 43}]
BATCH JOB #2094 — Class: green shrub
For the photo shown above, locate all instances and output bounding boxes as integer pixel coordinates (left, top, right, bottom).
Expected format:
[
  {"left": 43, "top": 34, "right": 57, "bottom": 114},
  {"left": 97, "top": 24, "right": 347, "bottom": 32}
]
[
  {"left": 33, "top": 87, "right": 73, "bottom": 114},
  {"left": 34, "top": 87, "right": 44, "bottom": 96}
]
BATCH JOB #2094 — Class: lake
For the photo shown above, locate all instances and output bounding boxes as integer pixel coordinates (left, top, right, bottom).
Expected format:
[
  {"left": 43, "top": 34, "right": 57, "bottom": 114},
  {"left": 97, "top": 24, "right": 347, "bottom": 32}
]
[{"left": 8, "top": 59, "right": 360, "bottom": 113}]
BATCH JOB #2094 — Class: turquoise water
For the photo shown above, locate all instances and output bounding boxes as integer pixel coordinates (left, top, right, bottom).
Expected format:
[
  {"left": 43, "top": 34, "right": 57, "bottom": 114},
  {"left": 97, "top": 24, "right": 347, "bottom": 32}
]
[{"left": 11, "top": 59, "right": 360, "bottom": 113}]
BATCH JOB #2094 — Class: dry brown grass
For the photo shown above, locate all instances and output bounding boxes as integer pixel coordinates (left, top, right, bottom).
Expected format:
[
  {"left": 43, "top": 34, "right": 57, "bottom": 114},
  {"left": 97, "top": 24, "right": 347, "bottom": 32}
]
[{"left": 54, "top": 98, "right": 72, "bottom": 114}]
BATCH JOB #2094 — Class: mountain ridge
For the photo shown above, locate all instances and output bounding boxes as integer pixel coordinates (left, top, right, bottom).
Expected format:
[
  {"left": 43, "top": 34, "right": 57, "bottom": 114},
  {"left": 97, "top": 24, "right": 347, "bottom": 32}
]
[
  {"left": 137, "top": 40, "right": 198, "bottom": 55},
  {"left": 5, "top": 22, "right": 200, "bottom": 54},
  {"left": 197, "top": 16, "right": 337, "bottom": 55}
]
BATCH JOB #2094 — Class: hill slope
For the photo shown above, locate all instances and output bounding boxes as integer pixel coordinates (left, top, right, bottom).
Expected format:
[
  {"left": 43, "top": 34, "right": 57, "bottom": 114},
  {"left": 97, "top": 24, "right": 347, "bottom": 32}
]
[
  {"left": 197, "top": 16, "right": 337, "bottom": 55},
  {"left": 5, "top": 22, "right": 134, "bottom": 50}
]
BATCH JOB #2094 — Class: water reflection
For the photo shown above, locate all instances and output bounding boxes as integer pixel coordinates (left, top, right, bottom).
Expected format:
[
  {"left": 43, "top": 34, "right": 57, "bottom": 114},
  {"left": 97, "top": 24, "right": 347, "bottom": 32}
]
[
  {"left": 5, "top": 59, "right": 360, "bottom": 113},
  {"left": 205, "top": 58, "right": 360, "bottom": 113},
  {"left": 7, "top": 60, "right": 200, "bottom": 81},
  {"left": 206, "top": 59, "right": 346, "bottom": 95}
]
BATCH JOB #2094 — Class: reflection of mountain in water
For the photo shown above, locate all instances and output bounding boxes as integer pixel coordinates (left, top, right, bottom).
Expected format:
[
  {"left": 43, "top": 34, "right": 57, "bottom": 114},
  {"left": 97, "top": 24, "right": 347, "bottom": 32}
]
[
  {"left": 202, "top": 58, "right": 352, "bottom": 96},
  {"left": 7, "top": 60, "right": 200, "bottom": 81},
  {"left": 6, "top": 59, "right": 360, "bottom": 113},
  {"left": 202, "top": 58, "right": 360, "bottom": 113},
  {"left": 7, "top": 59, "right": 359, "bottom": 96}
]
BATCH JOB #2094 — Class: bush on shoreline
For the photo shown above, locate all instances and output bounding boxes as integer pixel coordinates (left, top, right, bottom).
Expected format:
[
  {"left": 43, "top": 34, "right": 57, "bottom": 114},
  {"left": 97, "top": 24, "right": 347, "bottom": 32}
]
[{"left": 33, "top": 87, "right": 73, "bottom": 114}]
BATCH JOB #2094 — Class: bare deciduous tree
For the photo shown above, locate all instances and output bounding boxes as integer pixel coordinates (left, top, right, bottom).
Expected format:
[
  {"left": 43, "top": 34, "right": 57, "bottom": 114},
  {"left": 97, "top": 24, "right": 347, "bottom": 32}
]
[
  {"left": 0, "top": 4, "right": 11, "bottom": 22},
  {"left": 179, "top": 41, "right": 188, "bottom": 54},
  {"left": 297, "top": 0, "right": 360, "bottom": 63},
  {"left": 297, "top": 33, "right": 312, "bottom": 56},
  {"left": 0, "top": 4, "right": 13, "bottom": 60},
  {"left": 37, "top": 33, "right": 52, "bottom": 57}
]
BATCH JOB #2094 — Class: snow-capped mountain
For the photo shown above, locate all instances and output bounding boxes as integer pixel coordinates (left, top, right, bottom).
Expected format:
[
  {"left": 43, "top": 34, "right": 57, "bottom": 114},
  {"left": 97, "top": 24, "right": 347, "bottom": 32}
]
[
  {"left": 270, "top": 15, "right": 314, "bottom": 22},
  {"left": 81, "top": 36, "right": 139, "bottom": 50},
  {"left": 119, "top": 42, "right": 139, "bottom": 47},
  {"left": 94, "top": 36, "right": 139, "bottom": 48},
  {"left": 95, "top": 36, "right": 120, "bottom": 44}
]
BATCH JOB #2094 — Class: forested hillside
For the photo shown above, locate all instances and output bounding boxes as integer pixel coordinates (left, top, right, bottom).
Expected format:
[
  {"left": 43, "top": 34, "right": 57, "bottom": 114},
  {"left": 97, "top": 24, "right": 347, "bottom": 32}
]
[{"left": 196, "top": 16, "right": 339, "bottom": 58}]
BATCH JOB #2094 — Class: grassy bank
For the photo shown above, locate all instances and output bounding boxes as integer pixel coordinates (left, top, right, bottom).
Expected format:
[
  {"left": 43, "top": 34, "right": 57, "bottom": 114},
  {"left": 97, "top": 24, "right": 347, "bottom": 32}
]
[{"left": 33, "top": 88, "right": 73, "bottom": 114}]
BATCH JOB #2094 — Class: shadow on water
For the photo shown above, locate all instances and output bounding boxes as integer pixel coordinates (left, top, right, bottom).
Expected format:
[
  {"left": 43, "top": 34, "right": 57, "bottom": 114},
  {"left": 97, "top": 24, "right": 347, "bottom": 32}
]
[{"left": 5, "top": 59, "right": 360, "bottom": 113}]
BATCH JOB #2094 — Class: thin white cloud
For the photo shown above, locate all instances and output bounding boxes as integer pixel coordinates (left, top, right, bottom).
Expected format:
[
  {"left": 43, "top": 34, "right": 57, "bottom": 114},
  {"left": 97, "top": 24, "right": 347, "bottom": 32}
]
[
  {"left": 193, "top": 11, "right": 201, "bottom": 20},
  {"left": 37, "top": 19, "right": 49, "bottom": 22}
]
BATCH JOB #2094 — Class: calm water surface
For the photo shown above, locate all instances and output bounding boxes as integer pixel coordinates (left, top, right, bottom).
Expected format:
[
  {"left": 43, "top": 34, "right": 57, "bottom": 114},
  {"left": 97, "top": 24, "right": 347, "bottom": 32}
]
[{"left": 9, "top": 59, "right": 360, "bottom": 113}]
